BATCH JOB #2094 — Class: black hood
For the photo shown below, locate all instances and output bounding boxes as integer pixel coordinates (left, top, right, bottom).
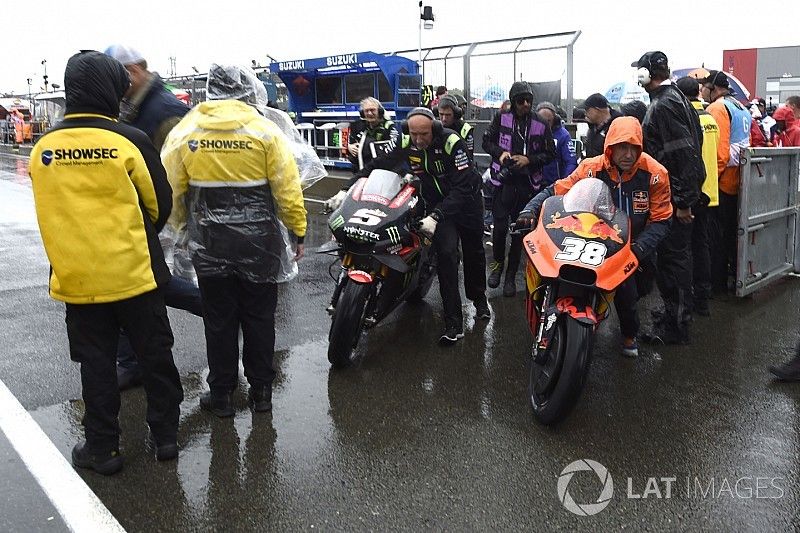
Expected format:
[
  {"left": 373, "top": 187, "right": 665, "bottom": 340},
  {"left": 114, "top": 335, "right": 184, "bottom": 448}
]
[
  {"left": 65, "top": 50, "right": 130, "bottom": 118},
  {"left": 509, "top": 81, "right": 533, "bottom": 101}
]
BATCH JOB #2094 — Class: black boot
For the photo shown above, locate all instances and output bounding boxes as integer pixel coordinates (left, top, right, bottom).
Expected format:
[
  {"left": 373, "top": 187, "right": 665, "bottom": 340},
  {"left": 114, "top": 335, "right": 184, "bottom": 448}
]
[
  {"left": 503, "top": 235, "right": 522, "bottom": 297},
  {"left": 71, "top": 441, "right": 124, "bottom": 475},
  {"left": 487, "top": 261, "right": 504, "bottom": 288},
  {"left": 199, "top": 391, "right": 235, "bottom": 418},
  {"left": 770, "top": 343, "right": 800, "bottom": 381},
  {"left": 248, "top": 385, "right": 273, "bottom": 412}
]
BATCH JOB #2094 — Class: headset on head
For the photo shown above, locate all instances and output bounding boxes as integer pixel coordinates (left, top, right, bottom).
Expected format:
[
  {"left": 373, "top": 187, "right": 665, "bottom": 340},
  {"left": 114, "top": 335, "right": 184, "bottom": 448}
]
[
  {"left": 401, "top": 107, "right": 443, "bottom": 137},
  {"left": 707, "top": 70, "right": 725, "bottom": 90},
  {"left": 437, "top": 94, "right": 462, "bottom": 120},
  {"left": 359, "top": 99, "right": 385, "bottom": 119},
  {"left": 636, "top": 54, "right": 663, "bottom": 87}
]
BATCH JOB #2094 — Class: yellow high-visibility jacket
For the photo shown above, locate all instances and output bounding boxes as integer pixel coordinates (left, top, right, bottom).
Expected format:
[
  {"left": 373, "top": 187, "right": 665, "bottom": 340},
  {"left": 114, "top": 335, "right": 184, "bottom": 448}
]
[
  {"left": 29, "top": 113, "right": 172, "bottom": 303},
  {"left": 161, "top": 100, "right": 307, "bottom": 283}
]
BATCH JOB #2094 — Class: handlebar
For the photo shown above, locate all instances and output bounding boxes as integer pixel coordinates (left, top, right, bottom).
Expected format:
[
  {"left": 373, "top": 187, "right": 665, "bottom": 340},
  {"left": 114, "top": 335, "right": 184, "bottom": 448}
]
[{"left": 508, "top": 222, "right": 533, "bottom": 236}]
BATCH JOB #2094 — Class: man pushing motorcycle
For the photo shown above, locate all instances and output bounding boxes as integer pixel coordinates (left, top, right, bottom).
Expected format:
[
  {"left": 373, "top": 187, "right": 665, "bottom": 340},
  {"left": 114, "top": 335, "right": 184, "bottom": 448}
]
[
  {"left": 516, "top": 116, "right": 673, "bottom": 357},
  {"left": 326, "top": 107, "right": 489, "bottom": 345}
]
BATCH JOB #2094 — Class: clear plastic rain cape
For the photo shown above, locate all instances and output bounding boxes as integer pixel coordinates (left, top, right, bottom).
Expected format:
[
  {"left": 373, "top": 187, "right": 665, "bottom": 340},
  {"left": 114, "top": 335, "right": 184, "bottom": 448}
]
[{"left": 161, "top": 64, "right": 326, "bottom": 284}]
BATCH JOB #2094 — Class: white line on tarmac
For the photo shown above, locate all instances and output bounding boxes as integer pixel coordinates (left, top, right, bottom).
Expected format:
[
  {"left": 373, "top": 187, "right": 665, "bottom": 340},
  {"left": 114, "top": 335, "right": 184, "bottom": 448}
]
[{"left": 0, "top": 379, "right": 125, "bottom": 533}]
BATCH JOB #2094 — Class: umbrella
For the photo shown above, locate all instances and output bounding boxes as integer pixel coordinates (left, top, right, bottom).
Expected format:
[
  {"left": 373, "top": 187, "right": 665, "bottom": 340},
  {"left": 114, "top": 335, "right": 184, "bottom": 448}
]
[
  {"left": 671, "top": 67, "right": 751, "bottom": 102},
  {"left": 604, "top": 81, "right": 649, "bottom": 105}
]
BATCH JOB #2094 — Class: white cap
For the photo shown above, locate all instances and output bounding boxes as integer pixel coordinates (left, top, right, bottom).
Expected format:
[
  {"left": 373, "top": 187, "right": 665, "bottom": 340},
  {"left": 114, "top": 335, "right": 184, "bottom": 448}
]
[{"left": 103, "top": 44, "right": 144, "bottom": 66}]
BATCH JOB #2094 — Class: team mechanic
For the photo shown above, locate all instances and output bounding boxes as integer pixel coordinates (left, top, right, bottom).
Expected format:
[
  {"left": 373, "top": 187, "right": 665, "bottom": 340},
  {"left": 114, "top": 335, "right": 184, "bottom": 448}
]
[
  {"left": 516, "top": 117, "right": 673, "bottom": 358},
  {"left": 29, "top": 50, "right": 183, "bottom": 474},
  {"left": 437, "top": 94, "right": 475, "bottom": 163},
  {"left": 332, "top": 106, "right": 490, "bottom": 345}
]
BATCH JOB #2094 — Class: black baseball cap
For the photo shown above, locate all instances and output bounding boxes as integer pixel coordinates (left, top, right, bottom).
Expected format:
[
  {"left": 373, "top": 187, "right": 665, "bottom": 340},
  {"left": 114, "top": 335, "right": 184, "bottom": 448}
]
[
  {"left": 675, "top": 76, "right": 700, "bottom": 98},
  {"left": 700, "top": 70, "right": 730, "bottom": 89},
  {"left": 581, "top": 93, "right": 609, "bottom": 110},
  {"left": 631, "top": 51, "right": 669, "bottom": 71}
]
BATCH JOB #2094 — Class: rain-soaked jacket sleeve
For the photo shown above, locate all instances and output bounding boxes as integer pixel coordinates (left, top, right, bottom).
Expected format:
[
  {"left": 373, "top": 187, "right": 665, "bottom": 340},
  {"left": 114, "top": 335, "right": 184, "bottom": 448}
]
[
  {"left": 264, "top": 132, "right": 307, "bottom": 240},
  {"left": 642, "top": 87, "right": 704, "bottom": 209},
  {"left": 161, "top": 125, "right": 191, "bottom": 233}
]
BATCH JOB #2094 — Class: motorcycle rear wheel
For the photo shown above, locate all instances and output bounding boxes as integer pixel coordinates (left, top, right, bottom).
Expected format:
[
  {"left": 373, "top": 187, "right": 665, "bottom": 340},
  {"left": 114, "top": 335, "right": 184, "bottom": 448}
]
[
  {"left": 328, "top": 281, "right": 371, "bottom": 368},
  {"left": 528, "top": 315, "right": 593, "bottom": 425}
]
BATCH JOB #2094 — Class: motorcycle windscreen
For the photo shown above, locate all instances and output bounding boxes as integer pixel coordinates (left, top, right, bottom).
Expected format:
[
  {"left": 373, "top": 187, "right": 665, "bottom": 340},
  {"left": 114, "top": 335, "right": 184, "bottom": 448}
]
[
  {"left": 562, "top": 177, "right": 616, "bottom": 221},
  {"left": 360, "top": 169, "right": 402, "bottom": 204}
]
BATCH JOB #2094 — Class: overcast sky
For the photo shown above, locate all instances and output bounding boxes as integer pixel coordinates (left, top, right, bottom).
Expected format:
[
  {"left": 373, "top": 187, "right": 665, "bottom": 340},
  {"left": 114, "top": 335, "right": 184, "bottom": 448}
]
[{"left": 4, "top": 0, "right": 799, "bottom": 99}]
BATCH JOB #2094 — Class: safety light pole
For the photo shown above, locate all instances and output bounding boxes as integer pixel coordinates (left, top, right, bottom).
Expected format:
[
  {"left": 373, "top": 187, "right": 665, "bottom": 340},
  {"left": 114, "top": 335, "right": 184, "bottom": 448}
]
[{"left": 418, "top": 2, "right": 434, "bottom": 80}]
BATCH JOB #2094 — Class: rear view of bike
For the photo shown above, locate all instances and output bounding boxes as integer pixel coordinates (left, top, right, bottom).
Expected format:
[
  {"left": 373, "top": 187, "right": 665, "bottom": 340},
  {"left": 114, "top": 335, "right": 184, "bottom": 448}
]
[{"left": 521, "top": 178, "right": 639, "bottom": 424}]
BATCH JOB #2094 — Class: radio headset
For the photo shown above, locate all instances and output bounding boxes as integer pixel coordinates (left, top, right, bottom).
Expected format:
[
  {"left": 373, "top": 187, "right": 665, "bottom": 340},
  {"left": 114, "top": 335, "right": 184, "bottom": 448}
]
[
  {"left": 401, "top": 107, "right": 443, "bottom": 136},
  {"left": 437, "top": 94, "right": 463, "bottom": 120}
]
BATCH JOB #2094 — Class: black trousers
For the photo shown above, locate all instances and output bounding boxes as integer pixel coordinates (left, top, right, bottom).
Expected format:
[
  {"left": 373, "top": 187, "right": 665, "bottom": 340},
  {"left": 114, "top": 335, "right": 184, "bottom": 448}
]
[
  {"left": 492, "top": 181, "right": 535, "bottom": 269},
  {"left": 712, "top": 192, "right": 738, "bottom": 290},
  {"left": 197, "top": 276, "right": 278, "bottom": 394},
  {"left": 692, "top": 205, "right": 714, "bottom": 305},
  {"left": 65, "top": 289, "right": 182, "bottom": 453},
  {"left": 433, "top": 217, "right": 487, "bottom": 330},
  {"left": 655, "top": 216, "right": 694, "bottom": 331},
  {"left": 118, "top": 276, "right": 203, "bottom": 369},
  {"left": 614, "top": 276, "right": 640, "bottom": 339}
]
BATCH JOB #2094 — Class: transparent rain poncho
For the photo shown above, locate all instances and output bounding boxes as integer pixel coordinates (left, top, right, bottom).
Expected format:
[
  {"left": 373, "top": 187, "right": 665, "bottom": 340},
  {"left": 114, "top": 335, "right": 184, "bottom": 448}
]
[
  {"left": 562, "top": 177, "right": 617, "bottom": 220},
  {"left": 162, "top": 63, "right": 323, "bottom": 284}
]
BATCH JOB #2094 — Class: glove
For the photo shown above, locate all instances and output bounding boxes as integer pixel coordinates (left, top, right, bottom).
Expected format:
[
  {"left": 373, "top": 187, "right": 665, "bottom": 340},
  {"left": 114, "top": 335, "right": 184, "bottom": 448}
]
[
  {"left": 325, "top": 190, "right": 348, "bottom": 211},
  {"left": 515, "top": 210, "right": 538, "bottom": 230},
  {"left": 418, "top": 216, "right": 438, "bottom": 238}
]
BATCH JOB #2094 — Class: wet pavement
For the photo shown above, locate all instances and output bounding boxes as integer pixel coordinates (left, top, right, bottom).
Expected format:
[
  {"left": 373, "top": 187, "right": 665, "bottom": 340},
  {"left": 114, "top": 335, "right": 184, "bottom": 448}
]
[{"left": 2, "top": 150, "right": 800, "bottom": 531}]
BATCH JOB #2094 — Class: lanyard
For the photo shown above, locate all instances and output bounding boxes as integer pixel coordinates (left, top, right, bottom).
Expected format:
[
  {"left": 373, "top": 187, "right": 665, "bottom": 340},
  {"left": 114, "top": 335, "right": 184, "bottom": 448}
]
[{"left": 515, "top": 117, "right": 529, "bottom": 156}]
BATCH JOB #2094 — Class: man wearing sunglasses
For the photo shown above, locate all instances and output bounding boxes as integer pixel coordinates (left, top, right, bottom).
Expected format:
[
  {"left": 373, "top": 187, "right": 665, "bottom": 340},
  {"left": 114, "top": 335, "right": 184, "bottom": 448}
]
[{"left": 482, "top": 81, "right": 555, "bottom": 297}]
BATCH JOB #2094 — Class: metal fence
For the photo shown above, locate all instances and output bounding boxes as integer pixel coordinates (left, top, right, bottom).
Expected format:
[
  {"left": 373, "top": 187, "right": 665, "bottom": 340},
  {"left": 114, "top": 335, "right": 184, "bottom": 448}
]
[
  {"left": 390, "top": 31, "right": 581, "bottom": 123},
  {"left": 737, "top": 147, "right": 800, "bottom": 296}
]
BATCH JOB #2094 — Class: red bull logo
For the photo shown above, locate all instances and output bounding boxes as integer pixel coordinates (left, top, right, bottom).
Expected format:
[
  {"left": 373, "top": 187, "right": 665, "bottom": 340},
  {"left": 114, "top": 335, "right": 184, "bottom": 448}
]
[{"left": 546, "top": 212, "right": 623, "bottom": 244}]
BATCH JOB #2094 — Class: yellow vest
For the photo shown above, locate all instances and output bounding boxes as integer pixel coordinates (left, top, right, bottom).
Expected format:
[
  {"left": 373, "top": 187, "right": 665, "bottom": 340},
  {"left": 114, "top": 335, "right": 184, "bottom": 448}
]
[{"left": 692, "top": 101, "right": 720, "bottom": 208}]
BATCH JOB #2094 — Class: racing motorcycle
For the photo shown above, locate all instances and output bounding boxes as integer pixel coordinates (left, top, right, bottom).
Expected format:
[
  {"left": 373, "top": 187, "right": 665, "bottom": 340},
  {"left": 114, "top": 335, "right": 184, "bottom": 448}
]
[
  {"left": 519, "top": 178, "right": 639, "bottom": 425},
  {"left": 319, "top": 169, "right": 437, "bottom": 368}
]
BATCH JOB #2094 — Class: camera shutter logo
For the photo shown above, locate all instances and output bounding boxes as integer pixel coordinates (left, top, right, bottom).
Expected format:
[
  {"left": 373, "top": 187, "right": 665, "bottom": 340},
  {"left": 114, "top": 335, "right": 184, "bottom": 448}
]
[{"left": 557, "top": 459, "right": 614, "bottom": 516}]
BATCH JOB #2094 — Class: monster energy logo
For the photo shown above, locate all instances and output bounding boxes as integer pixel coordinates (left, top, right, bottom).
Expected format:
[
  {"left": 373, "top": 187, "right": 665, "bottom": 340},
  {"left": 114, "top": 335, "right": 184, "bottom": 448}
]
[
  {"left": 434, "top": 160, "right": 445, "bottom": 173},
  {"left": 386, "top": 226, "right": 401, "bottom": 244},
  {"left": 329, "top": 215, "right": 344, "bottom": 231}
]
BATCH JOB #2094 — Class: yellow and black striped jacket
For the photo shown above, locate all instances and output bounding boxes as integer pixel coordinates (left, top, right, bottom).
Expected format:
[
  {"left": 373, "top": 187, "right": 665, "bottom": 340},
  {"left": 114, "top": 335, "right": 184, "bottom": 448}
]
[{"left": 29, "top": 113, "right": 172, "bottom": 303}]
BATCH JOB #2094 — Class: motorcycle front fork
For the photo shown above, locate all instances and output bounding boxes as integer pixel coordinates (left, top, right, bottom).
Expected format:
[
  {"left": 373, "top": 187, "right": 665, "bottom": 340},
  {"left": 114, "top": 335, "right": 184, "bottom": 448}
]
[
  {"left": 327, "top": 267, "right": 381, "bottom": 327},
  {"left": 532, "top": 286, "right": 552, "bottom": 363},
  {"left": 326, "top": 269, "right": 347, "bottom": 315}
]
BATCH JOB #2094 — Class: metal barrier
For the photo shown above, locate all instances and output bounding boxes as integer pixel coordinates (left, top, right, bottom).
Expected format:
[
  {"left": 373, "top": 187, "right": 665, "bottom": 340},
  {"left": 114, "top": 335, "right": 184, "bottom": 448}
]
[{"left": 737, "top": 147, "right": 800, "bottom": 296}]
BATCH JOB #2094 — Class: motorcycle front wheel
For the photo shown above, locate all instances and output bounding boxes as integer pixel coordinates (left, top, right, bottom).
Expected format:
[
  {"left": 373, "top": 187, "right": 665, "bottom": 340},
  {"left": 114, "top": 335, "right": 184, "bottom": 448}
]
[
  {"left": 328, "top": 280, "right": 372, "bottom": 368},
  {"left": 528, "top": 315, "right": 593, "bottom": 425}
]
